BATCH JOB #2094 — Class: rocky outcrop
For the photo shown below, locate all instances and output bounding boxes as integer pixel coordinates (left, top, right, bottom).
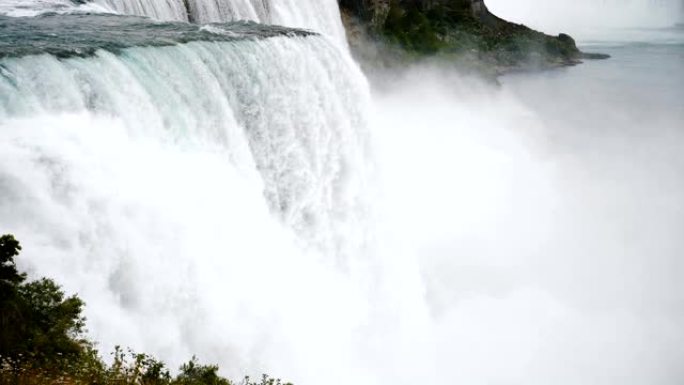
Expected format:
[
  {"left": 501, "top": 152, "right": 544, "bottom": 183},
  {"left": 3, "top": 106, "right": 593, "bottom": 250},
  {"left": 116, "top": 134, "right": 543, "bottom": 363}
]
[{"left": 339, "top": 0, "right": 608, "bottom": 73}]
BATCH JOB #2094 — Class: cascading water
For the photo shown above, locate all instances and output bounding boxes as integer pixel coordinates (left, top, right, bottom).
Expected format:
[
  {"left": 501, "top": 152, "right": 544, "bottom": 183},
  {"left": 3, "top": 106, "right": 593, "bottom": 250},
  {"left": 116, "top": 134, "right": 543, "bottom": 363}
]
[
  {"left": 0, "top": 11, "right": 374, "bottom": 381},
  {"left": 0, "top": 14, "right": 368, "bottom": 252}
]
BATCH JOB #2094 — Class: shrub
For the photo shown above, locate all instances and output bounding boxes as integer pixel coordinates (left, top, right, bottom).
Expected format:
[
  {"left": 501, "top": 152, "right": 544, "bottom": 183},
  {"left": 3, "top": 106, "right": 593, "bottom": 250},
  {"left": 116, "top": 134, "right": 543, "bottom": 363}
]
[{"left": 0, "top": 234, "right": 291, "bottom": 385}]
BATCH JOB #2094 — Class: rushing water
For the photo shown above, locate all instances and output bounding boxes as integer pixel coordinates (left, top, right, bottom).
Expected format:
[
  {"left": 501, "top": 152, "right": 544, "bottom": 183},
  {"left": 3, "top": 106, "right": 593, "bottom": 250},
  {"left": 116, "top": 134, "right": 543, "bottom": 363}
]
[
  {"left": 1, "top": 1, "right": 683, "bottom": 384},
  {"left": 0, "top": 11, "right": 372, "bottom": 381}
]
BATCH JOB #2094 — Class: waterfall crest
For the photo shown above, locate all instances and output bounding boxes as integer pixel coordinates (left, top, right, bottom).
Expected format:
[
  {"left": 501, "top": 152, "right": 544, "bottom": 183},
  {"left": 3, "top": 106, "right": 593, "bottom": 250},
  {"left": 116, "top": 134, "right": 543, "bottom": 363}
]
[{"left": 96, "top": 0, "right": 347, "bottom": 44}]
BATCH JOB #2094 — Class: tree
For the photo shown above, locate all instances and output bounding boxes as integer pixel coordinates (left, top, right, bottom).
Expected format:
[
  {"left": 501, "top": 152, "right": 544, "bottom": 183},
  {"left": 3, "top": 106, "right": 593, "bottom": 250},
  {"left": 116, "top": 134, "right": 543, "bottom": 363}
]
[
  {"left": 0, "top": 234, "right": 24, "bottom": 287},
  {"left": 0, "top": 235, "right": 289, "bottom": 385},
  {"left": 0, "top": 234, "right": 86, "bottom": 369},
  {"left": 0, "top": 234, "right": 26, "bottom": 362},
  {"left": 16, "top": 278, "right": 86, "bottom": 362},
  {"left": 175, "top": 357, "right": 232, "bottom": 385}
]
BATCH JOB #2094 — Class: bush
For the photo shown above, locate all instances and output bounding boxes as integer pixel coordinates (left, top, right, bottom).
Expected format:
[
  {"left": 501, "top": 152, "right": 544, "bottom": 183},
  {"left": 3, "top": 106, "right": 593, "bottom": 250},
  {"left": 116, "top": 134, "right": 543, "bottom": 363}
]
[
  {"left": 0, "top": 234, "right": 290, "bottom": 385},
  {"left": 0, "top": 234, "right": 87, "bottom": 372}
]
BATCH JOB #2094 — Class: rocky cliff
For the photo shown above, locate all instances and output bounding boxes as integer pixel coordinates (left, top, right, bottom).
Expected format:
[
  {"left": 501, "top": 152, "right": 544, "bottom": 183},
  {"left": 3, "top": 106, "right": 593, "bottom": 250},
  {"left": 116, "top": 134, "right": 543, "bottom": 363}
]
[{"left": 339, "top": 0, "right": 607, "bottom": 73}]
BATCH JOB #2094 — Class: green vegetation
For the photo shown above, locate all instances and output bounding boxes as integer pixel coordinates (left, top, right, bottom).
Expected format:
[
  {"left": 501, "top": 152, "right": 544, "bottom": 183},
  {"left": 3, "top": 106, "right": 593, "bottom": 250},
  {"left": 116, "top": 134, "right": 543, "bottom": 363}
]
[
  {"left": 341, "top": 0, "right": 585, "bottom": 71},
  {"left": 382, "top": 1, "right": 578, "bottom": 64},
  {"left": 383, "top": 0, "right": 477, "bottom": 53},
  {"left": 0, "top": 234, "right": 291, "bottom": 385}
]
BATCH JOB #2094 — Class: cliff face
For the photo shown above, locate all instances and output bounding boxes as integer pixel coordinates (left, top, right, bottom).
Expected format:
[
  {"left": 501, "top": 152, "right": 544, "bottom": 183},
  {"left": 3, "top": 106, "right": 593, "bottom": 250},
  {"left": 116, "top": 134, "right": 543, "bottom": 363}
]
[
  {"left": 339, "top": 0, "right": 496, "bottom": 25},
  {"left": 339, "top": 0, "right": 599, "bottom": 72}
]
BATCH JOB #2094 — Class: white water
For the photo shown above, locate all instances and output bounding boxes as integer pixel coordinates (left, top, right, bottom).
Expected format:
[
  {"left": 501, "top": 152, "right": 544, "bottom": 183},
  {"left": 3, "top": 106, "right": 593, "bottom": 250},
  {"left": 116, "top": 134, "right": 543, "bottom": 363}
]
[
  {"left": 0, "top": 113, "right": 370, "bottom": 382},
  {"left": 95, "top": 0, "right": 347, "bottom": 45},
  {"left": 0, "top": 37, "right": 369, "bottom": 252},
  {"left": 0, "top": 34, "right": 374, "bottom": 382}
]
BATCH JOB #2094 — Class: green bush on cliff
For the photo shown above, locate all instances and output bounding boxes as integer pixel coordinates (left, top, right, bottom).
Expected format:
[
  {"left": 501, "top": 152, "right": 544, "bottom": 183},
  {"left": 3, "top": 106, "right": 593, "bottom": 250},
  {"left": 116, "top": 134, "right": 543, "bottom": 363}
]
[{"left": 384, "top": 3, "right": 445, "bottom": 53}]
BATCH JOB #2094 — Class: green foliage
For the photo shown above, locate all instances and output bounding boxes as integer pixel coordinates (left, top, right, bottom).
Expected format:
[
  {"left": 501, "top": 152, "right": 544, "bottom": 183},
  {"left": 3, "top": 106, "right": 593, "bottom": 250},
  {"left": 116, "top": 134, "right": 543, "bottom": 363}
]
[
  {"left": 0, "top": 234, "right": 87, "bottom": 371},
  {"left": 104, "top": 346, "right": 173, "bottom": 385},
  {"left": 370, "top": 0, "right": 582, "bottom": 68},
  {"left": 16, "top": 279, "right": 86, "bottom": 362},
  {"left": 242, "top": 374, "right": 293, "bottom": 385},
  {"left": 0, "top": 234, "right": 291, "bottom": 385},
  {"left": 1, "top": 234, "right": 25, "bottom": 286},
  {"left": 175, "top": 357, "right": 231, "bottom": 385},
  {"left": 383, "top": 1, "right": 449, "bottom": 53}
]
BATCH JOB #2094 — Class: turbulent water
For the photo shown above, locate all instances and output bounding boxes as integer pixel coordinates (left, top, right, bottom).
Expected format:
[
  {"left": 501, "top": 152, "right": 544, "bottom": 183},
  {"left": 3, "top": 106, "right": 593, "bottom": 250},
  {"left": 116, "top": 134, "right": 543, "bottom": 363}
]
[
  {"left": 1, "top": 0, "right": 683, "bottom": 384},
  {"left": 0, "top": 12, "right": 370, "bottom": 251},
  {"left": 0, "top": 11, "right": 371, "bottom": 380}
]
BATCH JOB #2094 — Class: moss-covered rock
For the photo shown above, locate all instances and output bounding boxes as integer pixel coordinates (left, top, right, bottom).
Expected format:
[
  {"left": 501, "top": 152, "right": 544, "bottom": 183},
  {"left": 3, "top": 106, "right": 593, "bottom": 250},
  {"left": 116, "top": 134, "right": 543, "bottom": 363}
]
[{"left": 340, "top": 0, "right": 606, "bottom": 73}]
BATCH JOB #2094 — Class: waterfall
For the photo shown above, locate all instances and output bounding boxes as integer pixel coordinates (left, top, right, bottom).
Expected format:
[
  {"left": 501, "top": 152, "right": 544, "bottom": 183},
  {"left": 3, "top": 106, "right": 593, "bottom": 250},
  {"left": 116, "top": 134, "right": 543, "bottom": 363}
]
[
  {"left": 0, "top": 12, "right": 371, "bottom": 377},
  {"left": 0, "top": 13, "right": 369, "bottom": 254}
]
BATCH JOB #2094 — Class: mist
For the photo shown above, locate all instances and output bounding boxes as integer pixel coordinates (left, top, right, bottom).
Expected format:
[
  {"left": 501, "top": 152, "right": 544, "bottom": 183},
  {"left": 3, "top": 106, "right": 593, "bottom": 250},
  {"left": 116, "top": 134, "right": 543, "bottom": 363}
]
[
  {"left": 363, "top": 1, "right": 684, "bottom": 378},
  {"left": 368, "top": 54, "right": 684, "bottom": 381}
]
